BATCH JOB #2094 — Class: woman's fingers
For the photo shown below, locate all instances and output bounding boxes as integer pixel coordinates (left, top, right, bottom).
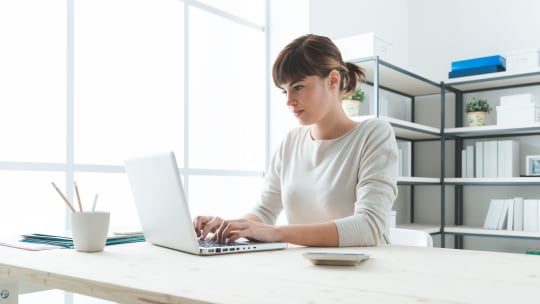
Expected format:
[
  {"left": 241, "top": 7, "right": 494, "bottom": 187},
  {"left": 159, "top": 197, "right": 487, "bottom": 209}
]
[
  {"left": 216, "top": 219, "right": 250, "bottom": 243},
  {"left": 194, "top": 216, "right": 223, "bottom": 240},
  {"left": 196, "top": 217, "right": 273, "bottom": 243}
]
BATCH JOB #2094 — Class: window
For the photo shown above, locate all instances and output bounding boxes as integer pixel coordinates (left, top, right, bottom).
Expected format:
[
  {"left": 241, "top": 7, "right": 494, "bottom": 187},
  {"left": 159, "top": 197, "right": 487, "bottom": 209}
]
[{"left": 0, "top": 0, "right": 267, "bottom": 237}]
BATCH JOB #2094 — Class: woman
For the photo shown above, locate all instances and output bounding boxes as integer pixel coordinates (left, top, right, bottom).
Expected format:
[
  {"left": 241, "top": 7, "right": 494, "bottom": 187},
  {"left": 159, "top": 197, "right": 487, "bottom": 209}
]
[{"left": 194, "top": 34, "right": 398, "bottom": 247}]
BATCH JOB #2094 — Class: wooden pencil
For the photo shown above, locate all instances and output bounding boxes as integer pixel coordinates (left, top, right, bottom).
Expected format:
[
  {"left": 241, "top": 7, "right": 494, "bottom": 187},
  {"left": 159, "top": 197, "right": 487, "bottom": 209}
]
[{"left": 51, "top": 182, "right": 76, "bottom": 212}]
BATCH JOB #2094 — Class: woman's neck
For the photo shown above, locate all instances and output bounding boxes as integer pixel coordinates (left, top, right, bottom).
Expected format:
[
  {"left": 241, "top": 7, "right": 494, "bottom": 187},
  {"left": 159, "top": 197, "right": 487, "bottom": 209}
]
[{"left": 310, "top": 114, "right": 358, "bottom": 140}]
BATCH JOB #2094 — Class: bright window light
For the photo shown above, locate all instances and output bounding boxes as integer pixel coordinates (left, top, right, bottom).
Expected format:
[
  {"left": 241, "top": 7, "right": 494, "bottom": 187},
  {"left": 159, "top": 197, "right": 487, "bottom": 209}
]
[
  {"left": 0, "top": 171, "right": 65, "bottom": 236},
  {"left": 74, "top": 0, "right": 185, "bottom": 165},
  {"left": 0, "top": 0, "right": 267, "bottom": 243},
  {"left": 197, "top": 0, "right": 265, "bottom": 24},
  {"left": 189, "top": 7, "right": 265, "bottom": 171},
  {"left": 0, "top": 0, "right": 66, "bottom": 162},
  {"left": 188, "top": 175, "right": 264, "bottom": 219}
]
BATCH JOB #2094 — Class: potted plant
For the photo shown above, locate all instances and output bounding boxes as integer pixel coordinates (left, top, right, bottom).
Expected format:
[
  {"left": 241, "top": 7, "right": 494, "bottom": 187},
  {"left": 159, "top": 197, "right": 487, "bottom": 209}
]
[
  {"left": 341, "top": 88, "right": 365, "bottom": 117},
  {"left": 465, "top": 97, "right": 492, "bottom": 127}
]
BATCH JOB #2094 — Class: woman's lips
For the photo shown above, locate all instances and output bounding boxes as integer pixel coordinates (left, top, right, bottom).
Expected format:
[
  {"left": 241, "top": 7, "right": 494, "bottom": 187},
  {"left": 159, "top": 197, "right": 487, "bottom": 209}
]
[{"left": 293, "top": 110, "right": 304, "bottom": 117}]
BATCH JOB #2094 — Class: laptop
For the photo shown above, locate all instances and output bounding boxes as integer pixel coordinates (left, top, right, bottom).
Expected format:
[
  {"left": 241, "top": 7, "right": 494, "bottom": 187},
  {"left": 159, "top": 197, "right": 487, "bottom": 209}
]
[{"left": 124, "top": 151, "right": 288, "bottom": 255}]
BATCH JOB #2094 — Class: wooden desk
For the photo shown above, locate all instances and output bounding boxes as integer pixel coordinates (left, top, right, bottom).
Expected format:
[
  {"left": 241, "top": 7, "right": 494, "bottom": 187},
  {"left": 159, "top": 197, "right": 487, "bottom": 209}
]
[{"left": 0, "top": 242, "right": 539, "bottom": 303}]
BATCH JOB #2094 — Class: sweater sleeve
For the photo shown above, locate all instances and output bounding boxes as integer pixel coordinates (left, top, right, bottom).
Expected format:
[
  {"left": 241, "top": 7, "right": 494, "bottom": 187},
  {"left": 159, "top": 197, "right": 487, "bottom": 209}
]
[
  {"left": 333, "top": 119, "right": 399, "bottom": 246},
  {"left": 249, "top": 140, "right": 284, "bottom": 225}
]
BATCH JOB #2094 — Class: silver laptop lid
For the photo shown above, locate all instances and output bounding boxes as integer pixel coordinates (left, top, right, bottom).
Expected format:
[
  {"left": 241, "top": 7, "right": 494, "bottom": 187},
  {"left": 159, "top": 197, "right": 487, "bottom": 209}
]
[
  {"left": 124, "top": 151, "right": 200, "bottom": 254},
  {"left": 125, "top": 151, "right": 287, "bottom": 255}
]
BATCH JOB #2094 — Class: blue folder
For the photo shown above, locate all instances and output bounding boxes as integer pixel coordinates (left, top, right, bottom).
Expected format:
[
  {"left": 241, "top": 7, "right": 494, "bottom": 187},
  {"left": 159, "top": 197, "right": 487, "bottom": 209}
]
[
  {"left": 451, "top": 55, "right": 506, "bottom": 71},
  {"left": 448, "top": 65, "right": 506, "bottom": 79}
]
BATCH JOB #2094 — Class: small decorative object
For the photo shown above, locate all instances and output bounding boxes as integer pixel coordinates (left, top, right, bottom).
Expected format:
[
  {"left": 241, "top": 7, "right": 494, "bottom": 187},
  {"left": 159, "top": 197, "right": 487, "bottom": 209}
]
[
  {"left": 526, "top": 155, "right": 540, "bottom": 176},
  {"left": 341, "top": 88, "right": 365, "bottom": 117},
  {"left": 465, "top": 97, "right": 492, "bottom": 127}
]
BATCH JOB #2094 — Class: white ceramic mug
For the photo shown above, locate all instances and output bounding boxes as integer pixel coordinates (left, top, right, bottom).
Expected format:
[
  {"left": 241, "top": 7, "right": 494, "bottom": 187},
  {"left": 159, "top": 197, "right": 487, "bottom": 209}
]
[{"left": 71, "top": 211, "right": 110, "bottom": 252}]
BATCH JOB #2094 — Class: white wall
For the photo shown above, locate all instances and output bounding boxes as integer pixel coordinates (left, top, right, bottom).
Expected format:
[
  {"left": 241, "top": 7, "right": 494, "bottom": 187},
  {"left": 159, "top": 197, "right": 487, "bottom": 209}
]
[
  {"left": 310, "top": 0, "right": 409, "bottom": 68},
  {"left": 310, "top": 0, "right": 540, "bottom": 81},
  {"left": 409, "top": 0, "right": 540, "bottom": 80}
]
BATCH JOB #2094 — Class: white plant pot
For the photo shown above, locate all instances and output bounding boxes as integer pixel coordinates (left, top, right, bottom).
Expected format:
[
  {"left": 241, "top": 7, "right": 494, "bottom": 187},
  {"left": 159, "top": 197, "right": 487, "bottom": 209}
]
[
  {"left": 342, "top": 100, "right": 361, "bottom": 117},
  {"left": 467, "top": 111, "right": 488, "bottom": 127}
]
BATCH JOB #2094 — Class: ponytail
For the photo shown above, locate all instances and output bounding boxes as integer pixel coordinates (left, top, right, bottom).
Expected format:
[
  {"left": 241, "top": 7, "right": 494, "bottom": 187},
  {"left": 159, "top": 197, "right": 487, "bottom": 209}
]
[{"left": 341, "top": 62, "right": 366, "bottom": 95}]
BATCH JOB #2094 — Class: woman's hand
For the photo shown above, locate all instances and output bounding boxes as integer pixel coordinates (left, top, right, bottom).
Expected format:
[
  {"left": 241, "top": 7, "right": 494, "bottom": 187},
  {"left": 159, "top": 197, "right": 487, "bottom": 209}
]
[
  {"left": 214, "top": 219, "right": 282, "bottom": 244},
  {"left": 193, "top": 215, "right": 224, "bottom": 241},
  {"left": 193, "top": 215, "right": 281, "bottom": 243}
]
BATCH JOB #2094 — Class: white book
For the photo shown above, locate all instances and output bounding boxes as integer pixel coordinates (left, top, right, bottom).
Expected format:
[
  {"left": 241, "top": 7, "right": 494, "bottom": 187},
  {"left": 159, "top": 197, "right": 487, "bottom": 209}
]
[
  {"left": 513, "top": 197, "right": 524, "bottom": 231},
  {"left": 497, "top": 140, "right": 520, "bottom": 178},
  {"left": 466, "top": 145, "right": 474, "bottom": 178},
  {"left": 475, "top": 141, "right": 484, "bottom": 178},
  {"left": 506, "top": 199, "right": 514, "bottom": 231},
  {"left": 396, "top": 140, "right": 411, "bottom": 177},
  {"left": 497, "top": 140, "right": 506, "bottom": 177},
  {"left": 484, "top": 199, "right": 504, "bottom": 230},
  {"left": 483, "top": 200, "right": 496, "bottom": 229},
  {"left": 523, "top": 199, "right": 538, "bottom": 232},
  {"left": 483, "top": 141, "right": 498, "bottom": 178},
  {"left": 496, "top": 200, "right": 510, "bottom": 230},
  {"left": 461, "top": 149, "right": 467, "bottom": 177}
]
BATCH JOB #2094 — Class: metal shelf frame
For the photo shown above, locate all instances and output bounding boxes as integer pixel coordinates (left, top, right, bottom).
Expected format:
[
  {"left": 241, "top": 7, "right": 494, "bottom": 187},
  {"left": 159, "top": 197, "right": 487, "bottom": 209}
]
[
  {"left": 443, "top": 70, "right": 540, "bottom": 249},
  {"left": 352, "top": 56, "right": 444, "bottom": 240}
]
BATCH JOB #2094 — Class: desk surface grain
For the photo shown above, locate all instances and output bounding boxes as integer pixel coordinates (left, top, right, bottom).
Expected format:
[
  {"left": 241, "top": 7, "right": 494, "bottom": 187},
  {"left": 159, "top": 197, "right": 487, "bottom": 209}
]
[{"left": 0, "top": 243, "right": 539, "bottom": 304}]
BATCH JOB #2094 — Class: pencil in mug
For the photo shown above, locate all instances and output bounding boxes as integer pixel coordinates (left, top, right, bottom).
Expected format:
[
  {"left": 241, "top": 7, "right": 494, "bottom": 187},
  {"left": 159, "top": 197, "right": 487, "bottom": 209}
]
[
  {"left": 51, "top": 182, "right": 77, "bottom": 212},
  {"left": 92, "top": 193, "right": 99, "bottom": 211},
  {"left": 74, "top": 181, "right": 83, "bottom": 212}
]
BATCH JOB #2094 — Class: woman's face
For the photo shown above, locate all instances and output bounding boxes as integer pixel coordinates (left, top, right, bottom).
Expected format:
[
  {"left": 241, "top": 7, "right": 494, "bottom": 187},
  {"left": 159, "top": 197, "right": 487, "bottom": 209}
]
[{"left": 279, "top": 73, "right": 338, "bottom": 126}]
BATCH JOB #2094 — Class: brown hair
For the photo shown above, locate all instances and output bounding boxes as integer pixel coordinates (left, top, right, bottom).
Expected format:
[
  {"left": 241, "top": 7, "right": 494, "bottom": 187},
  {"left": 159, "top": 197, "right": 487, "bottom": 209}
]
[{"left": 272, "top": 34, "right": 366, "bottom": 95}]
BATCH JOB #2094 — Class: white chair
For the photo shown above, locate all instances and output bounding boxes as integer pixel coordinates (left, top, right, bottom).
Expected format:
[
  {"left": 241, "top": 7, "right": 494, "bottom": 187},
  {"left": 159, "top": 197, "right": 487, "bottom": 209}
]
[{"left": 389, "top": 228, "right": 433, "bottom": 247}]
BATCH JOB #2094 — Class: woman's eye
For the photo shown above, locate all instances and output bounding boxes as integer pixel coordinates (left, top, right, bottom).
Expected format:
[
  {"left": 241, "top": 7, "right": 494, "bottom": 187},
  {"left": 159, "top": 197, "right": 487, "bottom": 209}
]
[
  {"left": 281, "top": 90, "right": 287, "bottom": 95},
  {"left": 294, "top": 85, "right": 303, "bottom": 91}
]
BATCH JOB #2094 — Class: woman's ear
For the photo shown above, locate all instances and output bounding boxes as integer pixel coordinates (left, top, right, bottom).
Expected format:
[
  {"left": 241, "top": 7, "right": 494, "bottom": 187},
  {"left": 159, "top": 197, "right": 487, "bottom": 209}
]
[{"left": 328, "top": 69, "right": 340, "bottom": 89}]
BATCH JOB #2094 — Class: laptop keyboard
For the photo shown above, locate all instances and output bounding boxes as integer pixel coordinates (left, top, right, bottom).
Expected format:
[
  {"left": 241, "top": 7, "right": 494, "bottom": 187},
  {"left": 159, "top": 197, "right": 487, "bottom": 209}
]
[{"left": 198, "top": 239, "right": 246, "bottom": 248}]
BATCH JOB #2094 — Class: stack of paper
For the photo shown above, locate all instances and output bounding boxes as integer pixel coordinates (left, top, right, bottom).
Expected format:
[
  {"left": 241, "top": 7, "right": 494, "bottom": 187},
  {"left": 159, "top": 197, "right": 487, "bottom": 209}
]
[{"left": 19, "top": 233, "right": 145, "bottom": 249}]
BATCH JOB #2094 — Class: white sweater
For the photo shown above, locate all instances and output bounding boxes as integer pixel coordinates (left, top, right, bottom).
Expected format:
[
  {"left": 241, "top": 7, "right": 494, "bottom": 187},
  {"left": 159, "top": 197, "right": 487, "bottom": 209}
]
[{"left": 250, "top": 118, "right": 399, "bottom": 246}]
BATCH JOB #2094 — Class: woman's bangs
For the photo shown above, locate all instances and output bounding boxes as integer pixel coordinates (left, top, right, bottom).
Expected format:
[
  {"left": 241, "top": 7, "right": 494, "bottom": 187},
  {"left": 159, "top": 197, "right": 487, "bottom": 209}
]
[{"left": 273, "top": 50, "right": 316, "bottom": 87}]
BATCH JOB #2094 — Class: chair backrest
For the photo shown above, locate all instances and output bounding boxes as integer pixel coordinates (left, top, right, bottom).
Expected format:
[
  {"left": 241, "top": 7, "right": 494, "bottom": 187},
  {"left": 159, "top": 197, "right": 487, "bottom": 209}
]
[{"left": 389, "top": 228, "right": 433, "bottom": 247}]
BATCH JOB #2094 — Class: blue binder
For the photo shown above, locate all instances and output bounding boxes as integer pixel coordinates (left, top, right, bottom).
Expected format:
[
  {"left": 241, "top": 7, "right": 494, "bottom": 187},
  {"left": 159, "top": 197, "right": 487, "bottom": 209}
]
[
  {"left": 448, "top": 65, "right": 505, "bottom": 78},
  {"left": 451, "top": 55, "right": 506, "bottom": 71}
]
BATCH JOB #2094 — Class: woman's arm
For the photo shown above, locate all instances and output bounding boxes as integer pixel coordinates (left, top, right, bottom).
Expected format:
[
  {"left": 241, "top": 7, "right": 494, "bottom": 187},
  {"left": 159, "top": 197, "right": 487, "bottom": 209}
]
[
  {"left": 213, "top": 214, "right": 338, "bottom": 246},
  {"left": 276, "top": 221, "right": 338, "bottom": 246}
]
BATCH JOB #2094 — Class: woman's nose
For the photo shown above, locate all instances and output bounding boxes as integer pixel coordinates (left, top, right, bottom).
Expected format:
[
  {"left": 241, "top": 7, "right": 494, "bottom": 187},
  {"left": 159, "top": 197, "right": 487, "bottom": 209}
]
[{"left": 286, "top": 94, "right": 295, "bottom": 106}]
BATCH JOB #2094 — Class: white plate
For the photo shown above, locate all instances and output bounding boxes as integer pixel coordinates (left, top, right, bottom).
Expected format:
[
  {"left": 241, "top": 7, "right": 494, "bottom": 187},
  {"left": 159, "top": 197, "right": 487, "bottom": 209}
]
[{"left": 303, "top": 252, "right": 370, "bottom": 266}]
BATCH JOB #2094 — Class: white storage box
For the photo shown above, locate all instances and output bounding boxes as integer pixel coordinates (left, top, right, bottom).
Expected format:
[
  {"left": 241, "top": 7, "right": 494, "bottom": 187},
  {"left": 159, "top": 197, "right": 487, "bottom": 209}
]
[
  {"left": 504, "top": 48, "right": 540, "bottom": 71},
  {"left": 500, "top": 93, "right": 540, "bottom": 107},
  {"left": 334, "top": 32, "right": 393, "bottom": 62},
  {"left": 497, "top": 104, "right": 540, "bottom": 125}
]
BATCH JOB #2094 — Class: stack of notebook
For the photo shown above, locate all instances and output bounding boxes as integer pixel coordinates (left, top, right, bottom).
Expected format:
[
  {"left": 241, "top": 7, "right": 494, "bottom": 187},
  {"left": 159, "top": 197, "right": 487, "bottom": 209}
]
[{"left": 19, "top": 233, "right": 145, "bottom": 249}]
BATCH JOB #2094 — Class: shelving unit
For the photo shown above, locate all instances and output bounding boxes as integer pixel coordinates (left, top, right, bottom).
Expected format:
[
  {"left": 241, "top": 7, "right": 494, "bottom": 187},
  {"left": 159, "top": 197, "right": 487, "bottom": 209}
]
[
  {"left": 349, "top": 57, "right": 540, "bottom": 251},
  {"left": 351, "top": 56, "right": 444, "bottom": 238},
  {"left": 444, "top": 69, "right": 540, "bottom": 248}
]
